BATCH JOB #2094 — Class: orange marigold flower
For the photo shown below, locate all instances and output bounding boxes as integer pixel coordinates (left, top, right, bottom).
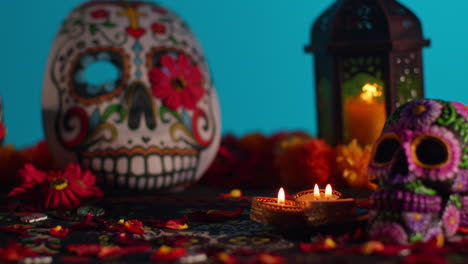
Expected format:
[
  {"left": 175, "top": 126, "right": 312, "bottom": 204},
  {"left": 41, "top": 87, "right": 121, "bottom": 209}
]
[{"left": 335, "top": 139, "right": 377, "bottom": 190}]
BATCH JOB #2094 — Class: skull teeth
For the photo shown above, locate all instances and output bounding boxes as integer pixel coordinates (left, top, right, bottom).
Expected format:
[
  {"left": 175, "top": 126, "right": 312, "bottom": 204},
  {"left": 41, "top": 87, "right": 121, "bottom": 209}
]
[
  {"left": 81, "top": 154, "right": 199, "bottom": 190},
  {"left": 370, "top": 190, "right": 441, "bottom": 213}
]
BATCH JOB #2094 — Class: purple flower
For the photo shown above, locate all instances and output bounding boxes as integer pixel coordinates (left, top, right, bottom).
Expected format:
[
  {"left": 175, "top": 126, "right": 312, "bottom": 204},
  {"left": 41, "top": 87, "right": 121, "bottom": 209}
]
[
  {"left": 442, "top": 204, "right": 460, "bottom": 236},
  {"left": 423, "top": 226, "right": 443, "bottom": 242},
  {"left": 403, "top": 126, "right": 460, "bottom": 181},
  {"left": 452, "top": 170, "right": 468, "bottom": 192},
  {"left": 368, "top": 221, "right": 408, "bottom": 244},
  {"left": 402, "top": 212, "right": 431, "bottom": 233},
  {"left": 399, "top": 100, "right": 443, "bottom": 129},
  {"left": 452, "top": 101, "right": 468, "bottom": 120}
]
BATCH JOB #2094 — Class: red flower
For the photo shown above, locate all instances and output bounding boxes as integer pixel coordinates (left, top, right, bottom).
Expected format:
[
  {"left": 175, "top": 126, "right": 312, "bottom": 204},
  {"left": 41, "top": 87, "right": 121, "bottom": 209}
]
[
  {"left": 68, "top": 244, "right": 102, "bottom": 256},
  {"left": 151, "top": 22, "right": 167, "bottom": 34},
  {"left": 7, "top": 163, "right": 103, "bottom": 210},
  {"left": 150, "top": 246, "right": 187, "bottom": 262},
  {"left": 49, "top": 225, "right": 69, "bottom": 238},
  {"left": 250, "top": 253, "right": 285, "bottom": 264},
  {"left": 189, "top": 208, "right": 244, "bottom": 222},
  {"left": 91, "top": 9, "right": 109, "bottom": 19},
  {"left": 148, "top": 216, "right": 189, "bottom": 230},
  {"left": 149, "top": 53, "right": 204, "bottom": 110},
  {"left": 115, "top": 233, "right": 149, "bottom": 246},
  {"left": 299, "top": 237, "right": 337, "bottom": 253},
  {"left": 277, "top": 138, "right": 334, "bottom": 189},
  {"left": 98, "top": 245, "right": 151, "bottom": 259},
  {"left": 0, "top": 123, "right": 5, "bottom": 142},
  {"left": 108, "top": 219, "right": 144, "bottom": 235},
  {"left": 0, "top": 241, "right": 38, "bottom": 262}
]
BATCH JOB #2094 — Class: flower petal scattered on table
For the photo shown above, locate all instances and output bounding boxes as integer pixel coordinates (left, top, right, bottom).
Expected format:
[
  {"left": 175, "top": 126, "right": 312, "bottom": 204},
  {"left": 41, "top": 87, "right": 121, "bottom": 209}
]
[
  {"left": 148, "top": 216, "right": 189, "bottom": 230},
  {"left": 251, "top": 253, "right": 286, "bottom": 264},
  {"left": 49, "top": 225, "right": 69, "bottom": 238},
  {"left": 150, "top": 245, "right": 187, "bottom": 262},
  {"left": 216, "top": 252, "right": 238, "bottom": 264},
  {"left": 0, "top": 241, "right": 38, "bottom": 262},
  {"left": 67, "top": 244, "right": 102, "bottom": 256},
  {"left": 98, "top": 245, "right": 152, "bottom": 259},
  {"left": 299, "top": 237, "right": 337, "bottom": 253}
]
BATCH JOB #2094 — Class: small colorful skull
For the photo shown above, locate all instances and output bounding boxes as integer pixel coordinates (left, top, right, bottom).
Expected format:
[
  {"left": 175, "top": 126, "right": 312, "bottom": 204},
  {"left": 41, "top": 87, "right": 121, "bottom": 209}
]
[
  {"left": 42, "top": 1, "right": 221, "bottom": 190},
  {"left": 368, "top": 99, "right": 468, "bottom": 244}
]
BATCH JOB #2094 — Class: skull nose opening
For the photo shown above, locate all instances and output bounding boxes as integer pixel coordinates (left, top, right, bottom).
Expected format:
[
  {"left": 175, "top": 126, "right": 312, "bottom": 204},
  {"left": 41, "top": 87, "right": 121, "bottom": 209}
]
[
  {"left": 127, "top": 82, "right": 157, "bottom": 130},
  {"left": 390, "top": 149, "right": 409, "bottom": 176}
]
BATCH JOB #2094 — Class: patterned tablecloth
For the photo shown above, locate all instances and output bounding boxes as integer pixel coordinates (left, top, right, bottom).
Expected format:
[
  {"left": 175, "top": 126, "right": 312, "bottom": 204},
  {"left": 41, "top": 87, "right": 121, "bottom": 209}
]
[{"left": 0, "top": 185, "right": 462, "bottom": 264}]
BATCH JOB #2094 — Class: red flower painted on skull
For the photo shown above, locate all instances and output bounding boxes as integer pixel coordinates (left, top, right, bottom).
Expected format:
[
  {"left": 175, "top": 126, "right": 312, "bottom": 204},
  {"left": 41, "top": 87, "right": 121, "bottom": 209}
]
[
  {"left": 151, "top": 22, "right": 167, "bottom": 34},
  {"left": 91, "top": 9, "right": 110, "bottom": 19},
  {"left": 149, "top": 53, "right": 204, "bottom": 110}
]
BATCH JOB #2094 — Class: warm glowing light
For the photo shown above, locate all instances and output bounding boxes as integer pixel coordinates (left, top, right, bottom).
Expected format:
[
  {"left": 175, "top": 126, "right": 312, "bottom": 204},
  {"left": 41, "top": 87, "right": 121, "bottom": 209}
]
[
  {"left": 277, "top": 187, "right": 285, "bottom": 205},
  {"left": 325, "top": 184, "right": 332, "bottom": 200},
  {"left": 360, "top": 83, "right": 382, "bottom": 103},
  {"left": 314, "top": 184, "right": 320, "bottom": 200}
]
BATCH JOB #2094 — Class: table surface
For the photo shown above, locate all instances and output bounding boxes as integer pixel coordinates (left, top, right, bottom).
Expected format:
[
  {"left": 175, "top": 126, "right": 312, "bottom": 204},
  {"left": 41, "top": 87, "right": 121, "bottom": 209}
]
[{"left": 0, "top": 185, "right": 464, "bottom": 264}]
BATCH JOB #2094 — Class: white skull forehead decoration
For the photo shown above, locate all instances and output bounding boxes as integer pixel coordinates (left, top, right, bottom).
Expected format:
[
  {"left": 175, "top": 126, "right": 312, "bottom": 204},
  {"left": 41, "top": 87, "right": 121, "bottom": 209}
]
[
  {"left": 42, "top": 1, "right": 221, "bottom": 190},
  {"left": 368, "top": 99, "right": 468, "bottom": 244}
]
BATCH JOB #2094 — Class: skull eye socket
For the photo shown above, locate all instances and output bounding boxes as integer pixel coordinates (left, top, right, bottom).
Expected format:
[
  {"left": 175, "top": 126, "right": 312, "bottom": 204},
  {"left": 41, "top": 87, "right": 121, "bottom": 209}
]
[
  {"left": 412, "top": 135, "right": 449, "bottom": 168},
  {"left": 373, "top": 133, "right": 401, "bottom": 165},
  {"left": 70, "top": 47, "right": 128, "bottom": 104}
]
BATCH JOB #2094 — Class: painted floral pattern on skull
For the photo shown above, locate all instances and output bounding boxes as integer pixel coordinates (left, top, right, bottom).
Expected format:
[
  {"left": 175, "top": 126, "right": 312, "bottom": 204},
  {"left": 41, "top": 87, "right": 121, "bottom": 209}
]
[
  {"left": 368, "top": 99, "right": 468, "bottom": 244},
  {"left": 42, "top": 1, "right": 221, "bottom": 190}
]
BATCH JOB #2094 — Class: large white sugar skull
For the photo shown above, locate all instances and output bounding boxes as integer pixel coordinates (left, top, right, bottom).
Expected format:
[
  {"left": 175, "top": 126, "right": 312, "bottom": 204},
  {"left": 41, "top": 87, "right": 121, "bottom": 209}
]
[
  {"left": 368, "top": 99, "right": 468, "bottom": 244},
  {"left": 42, "top": 1, "right": 221, "bottom": 190}
]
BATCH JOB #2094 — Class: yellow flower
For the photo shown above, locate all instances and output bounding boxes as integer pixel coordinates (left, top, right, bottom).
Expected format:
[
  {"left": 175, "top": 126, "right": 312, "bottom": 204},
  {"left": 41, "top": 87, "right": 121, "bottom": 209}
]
[{"left": 335, "top": 139, "right": 377, "bottom": 190}]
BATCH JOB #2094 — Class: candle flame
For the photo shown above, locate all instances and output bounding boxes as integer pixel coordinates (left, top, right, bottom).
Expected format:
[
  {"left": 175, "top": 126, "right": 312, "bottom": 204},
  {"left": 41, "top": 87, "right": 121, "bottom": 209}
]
[
  {"left": 313, "top": 184, "right": 320, "bottom": 200},
  {"left": 278, "top": 187, "right": 285, "bottom": 205},
  {"left": 325, "top": 184, "right": 332, "bottom": 199},
  {"left": 360, "top": 83, "right": 382, "bottom": 103}
]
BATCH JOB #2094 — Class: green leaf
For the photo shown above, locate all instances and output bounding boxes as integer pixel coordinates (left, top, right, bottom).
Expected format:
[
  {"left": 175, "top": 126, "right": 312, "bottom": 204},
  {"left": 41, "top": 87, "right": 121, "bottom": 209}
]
[
  {"left": 101, "top": 22, "right": 116, "bottom": 28},
  {"left": 89, "top": 24, "right": 98, "bottom": 35},
  {"left": 409, "top": 233, "right": 423, "bottom": 243},
  {"left": 450, "top": 195, "right": 462, "bottom": 208}
]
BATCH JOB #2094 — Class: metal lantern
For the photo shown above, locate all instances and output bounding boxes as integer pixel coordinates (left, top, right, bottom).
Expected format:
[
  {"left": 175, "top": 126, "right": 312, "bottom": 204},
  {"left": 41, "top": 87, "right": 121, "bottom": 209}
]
[{"left": 305, "top": 0, "right": 429, "bottom": 146}]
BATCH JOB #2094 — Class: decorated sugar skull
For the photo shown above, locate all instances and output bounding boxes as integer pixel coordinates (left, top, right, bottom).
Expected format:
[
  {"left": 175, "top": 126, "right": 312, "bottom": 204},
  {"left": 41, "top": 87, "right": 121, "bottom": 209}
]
[
  {"left": 42, "top": 1, "right": 221, "bottom": 190},
  {"left": 368, "top": 99, "right": 468, "bottom": 244}
]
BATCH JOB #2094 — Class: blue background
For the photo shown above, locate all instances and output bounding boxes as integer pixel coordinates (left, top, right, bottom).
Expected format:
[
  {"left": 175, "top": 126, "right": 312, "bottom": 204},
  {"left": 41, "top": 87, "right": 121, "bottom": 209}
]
[{"left": 1, "top": 0, "right": 466, "bottom": 147}]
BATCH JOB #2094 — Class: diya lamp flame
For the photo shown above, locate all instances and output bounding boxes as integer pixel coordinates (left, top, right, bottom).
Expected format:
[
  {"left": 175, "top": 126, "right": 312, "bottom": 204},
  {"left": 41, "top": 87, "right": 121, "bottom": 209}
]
[
  {"left": 313, "top": 184, "right": 333, "bottom": 200},
  {"left": 325, "top": 184, "right": 332, "bottom": 200},
  {"left": 278, "top": 187, "right": 286, "bottom": 205},
  {"left": 314, "top": 184, "right": 320, "bottom": 200}
]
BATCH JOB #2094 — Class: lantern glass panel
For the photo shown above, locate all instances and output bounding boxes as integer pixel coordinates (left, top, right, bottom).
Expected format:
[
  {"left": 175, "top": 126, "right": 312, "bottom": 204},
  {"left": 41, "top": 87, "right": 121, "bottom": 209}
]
[
  {"left": 341, "top": 56, "right": 386, "bottom": 146},
  {"left": 393, "top": 52, "right": 424, "bottom": 108}
]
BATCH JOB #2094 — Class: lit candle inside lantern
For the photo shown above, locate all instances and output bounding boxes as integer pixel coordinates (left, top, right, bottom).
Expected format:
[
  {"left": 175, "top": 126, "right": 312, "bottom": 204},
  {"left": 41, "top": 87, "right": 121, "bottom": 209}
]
[
  {"left": 344, "top": 83, "right": 386, "bottom": 146},
  {"left": 278, "top": 187, "right": 286, "bottom": 205}
]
